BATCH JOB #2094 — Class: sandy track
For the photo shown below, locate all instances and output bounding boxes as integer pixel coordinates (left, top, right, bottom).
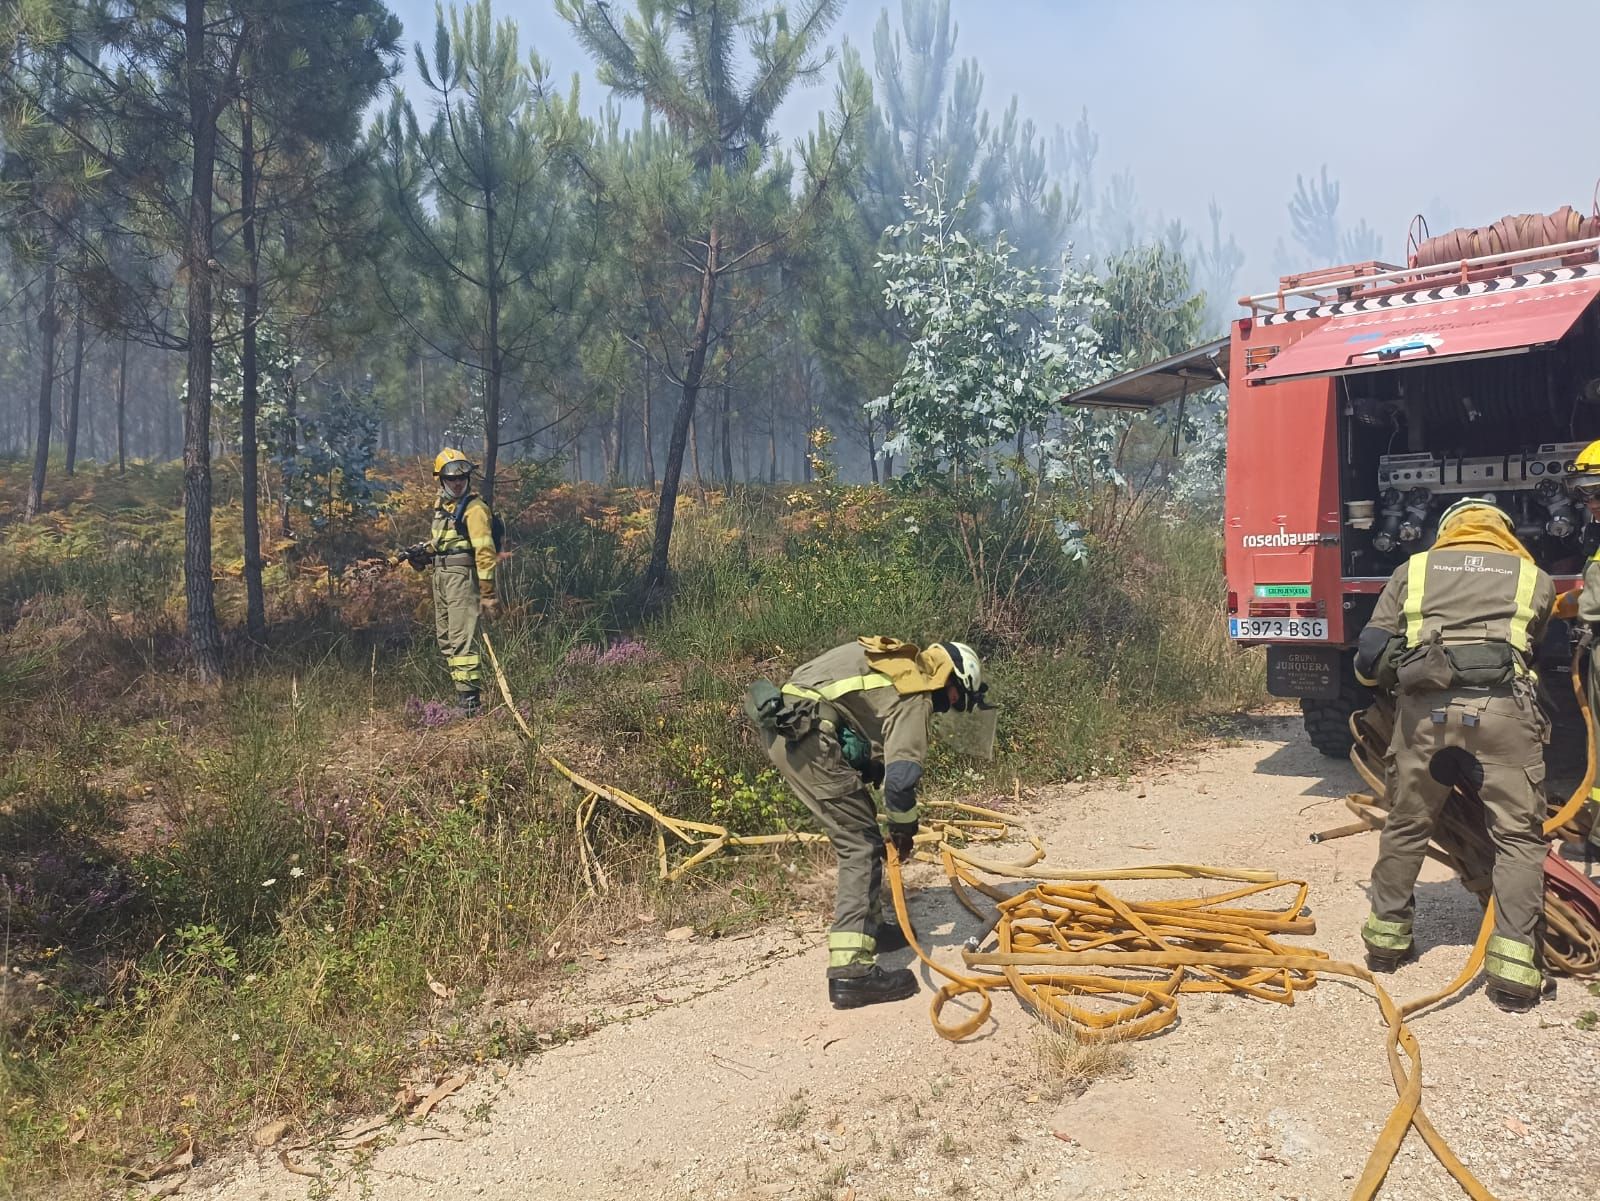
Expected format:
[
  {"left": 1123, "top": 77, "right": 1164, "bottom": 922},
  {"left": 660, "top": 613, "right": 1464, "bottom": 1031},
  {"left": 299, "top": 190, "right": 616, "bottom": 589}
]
[{"left": 194, "top": 715, "right": 1600, "bottom": 1201}]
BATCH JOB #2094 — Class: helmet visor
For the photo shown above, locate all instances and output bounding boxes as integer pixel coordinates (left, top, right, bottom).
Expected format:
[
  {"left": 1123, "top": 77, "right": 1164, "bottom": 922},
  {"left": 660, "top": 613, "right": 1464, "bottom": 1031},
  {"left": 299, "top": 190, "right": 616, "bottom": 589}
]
[
  {"left": 1570, "top": 476, "right": 1600, "bottom": 500},
  {"left": 931, "top": 704, "right": 999, "bottom": 761},
  {"left": 439, "top": 460, "right": 472, "bottom": 480}
]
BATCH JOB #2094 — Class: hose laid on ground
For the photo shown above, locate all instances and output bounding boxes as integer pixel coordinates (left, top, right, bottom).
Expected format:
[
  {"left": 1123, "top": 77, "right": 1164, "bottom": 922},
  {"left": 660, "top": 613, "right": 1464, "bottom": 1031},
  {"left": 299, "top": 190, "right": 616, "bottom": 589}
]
[
  {"left": 480, "top": 632, "right": 1501, "bottom": 1199},
  {"left": 882, "top": 845, "right": 1502, "bottom": 1201}
]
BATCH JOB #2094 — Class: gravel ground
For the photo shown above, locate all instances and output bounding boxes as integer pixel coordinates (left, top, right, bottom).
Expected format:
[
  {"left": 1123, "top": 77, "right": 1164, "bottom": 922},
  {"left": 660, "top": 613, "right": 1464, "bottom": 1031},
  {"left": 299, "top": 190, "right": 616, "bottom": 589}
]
[{"left": 190, "top": 713, "right": 1600, "bottom": 1201}]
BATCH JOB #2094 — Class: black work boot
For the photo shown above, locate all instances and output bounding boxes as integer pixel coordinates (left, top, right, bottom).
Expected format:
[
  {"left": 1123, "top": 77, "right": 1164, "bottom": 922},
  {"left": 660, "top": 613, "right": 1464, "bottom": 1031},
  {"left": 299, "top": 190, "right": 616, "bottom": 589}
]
[
  {"left": 1363, "top": 944, "right": 1414, "bottom": 974},
  {"left": 460, "top": 691, "right": 481, "bottom": 717},
  {"left": 1485, "top": 980, "right": 1539, "bottom": 1013},
  {"left": 1485, "top": 975, "right": 1551, "bottom": 1013},
  {"left": 827, "top": 965, "right": 918, "bottom": 1010}
]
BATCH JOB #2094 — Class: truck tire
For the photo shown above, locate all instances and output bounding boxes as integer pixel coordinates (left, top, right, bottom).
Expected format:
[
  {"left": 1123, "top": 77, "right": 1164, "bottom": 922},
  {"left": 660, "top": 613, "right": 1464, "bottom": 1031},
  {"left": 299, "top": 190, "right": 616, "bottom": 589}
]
[{"left": 1299, "top": 665, "right": 1373, "bottom": 759}]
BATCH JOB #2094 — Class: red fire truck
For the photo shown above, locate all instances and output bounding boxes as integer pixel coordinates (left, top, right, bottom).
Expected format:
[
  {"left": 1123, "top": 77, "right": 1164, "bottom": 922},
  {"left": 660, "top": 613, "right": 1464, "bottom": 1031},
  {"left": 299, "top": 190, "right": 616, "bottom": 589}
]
[{"left": 1068, "top": 213, "right": 1600, "bottom": 756}]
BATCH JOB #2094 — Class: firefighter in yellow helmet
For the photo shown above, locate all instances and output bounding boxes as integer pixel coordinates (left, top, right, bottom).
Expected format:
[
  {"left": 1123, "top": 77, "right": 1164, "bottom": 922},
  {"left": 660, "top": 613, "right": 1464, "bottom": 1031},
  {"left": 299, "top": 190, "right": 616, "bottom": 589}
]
[
  {"left": 745, "top": 637, "right": 992, "bottom": 1009},
  {"left": 1561, "top": 439, "right": 1600, "bottom": 851},
  {"left": 1353, "top": 497, "right": 1555, "bottom": 1010},
  {"left": 420, "top": 449, "right": 498, "bottom": 715}
]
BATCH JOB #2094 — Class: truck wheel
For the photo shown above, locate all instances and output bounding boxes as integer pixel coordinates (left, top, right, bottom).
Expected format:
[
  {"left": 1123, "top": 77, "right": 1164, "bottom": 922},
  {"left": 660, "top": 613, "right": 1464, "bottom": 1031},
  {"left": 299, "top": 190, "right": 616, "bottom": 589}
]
[{"left": 1299, "top": 668, "right": 1373, "bottom": 759}]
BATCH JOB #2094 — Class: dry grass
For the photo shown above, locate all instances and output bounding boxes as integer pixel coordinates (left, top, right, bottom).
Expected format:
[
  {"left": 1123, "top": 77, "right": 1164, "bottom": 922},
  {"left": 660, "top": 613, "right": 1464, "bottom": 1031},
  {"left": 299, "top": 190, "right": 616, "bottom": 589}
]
[{"left": 1032, "top": 1019, "right": 1131, "bottom": 1101}]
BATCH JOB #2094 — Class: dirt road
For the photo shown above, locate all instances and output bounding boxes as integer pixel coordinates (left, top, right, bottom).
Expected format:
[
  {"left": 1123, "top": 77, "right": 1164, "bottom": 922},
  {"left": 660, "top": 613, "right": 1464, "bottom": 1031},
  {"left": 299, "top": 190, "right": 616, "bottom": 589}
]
[{"left": 196, "top": 714, "right": 1599, "bottom": 1201}]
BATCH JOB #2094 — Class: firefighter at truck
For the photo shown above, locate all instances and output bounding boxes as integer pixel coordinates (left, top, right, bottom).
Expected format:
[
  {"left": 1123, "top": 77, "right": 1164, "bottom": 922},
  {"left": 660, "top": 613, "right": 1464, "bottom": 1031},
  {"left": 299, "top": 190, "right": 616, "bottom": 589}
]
[
  {"left": 1559, "top": 439, "right": 1600, "bottom": 852},
  {"left": 744, "top": 638, "right": 989, "bottom": 1010},
  {"left": 396, "top": 450, "right": 500, "bottom": 716},
  {"left": 1353, "top": 497, "right": 1556, "bottom": 1012}
]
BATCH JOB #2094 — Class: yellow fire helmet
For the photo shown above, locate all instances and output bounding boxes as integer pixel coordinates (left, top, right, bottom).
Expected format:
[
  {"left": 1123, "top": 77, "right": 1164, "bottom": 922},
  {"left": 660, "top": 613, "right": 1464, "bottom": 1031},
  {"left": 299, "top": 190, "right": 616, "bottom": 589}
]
[
  {"left": 433, "top": 448, "right": 475, "bottom": 479},
  {"left": 1437, "top": 495, "right": 1514, "bottom": 534},
  {"left": 1570, "top": 439, "right": 1600, "bottom": 486}
]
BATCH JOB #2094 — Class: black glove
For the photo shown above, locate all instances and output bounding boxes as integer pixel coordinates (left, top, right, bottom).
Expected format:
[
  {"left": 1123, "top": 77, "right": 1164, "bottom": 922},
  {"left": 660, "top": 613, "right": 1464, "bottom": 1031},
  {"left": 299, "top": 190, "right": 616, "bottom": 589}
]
[{"left": 886, "top": 819, "right": 918, "bottom": 862}]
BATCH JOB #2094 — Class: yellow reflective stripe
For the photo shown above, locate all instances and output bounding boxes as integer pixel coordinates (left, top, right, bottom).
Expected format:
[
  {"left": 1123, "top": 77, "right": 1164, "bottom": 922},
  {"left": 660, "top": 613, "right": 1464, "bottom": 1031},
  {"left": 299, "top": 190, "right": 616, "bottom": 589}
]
[
  {"left": 827, "top": 931, "right": 876, "bottom": 950},
  {"left": 783, "top": 673, "right": 895, "bottom": 703},
  {"left": 1588, "top": 786, "right": 1600, "bottom": 803},
  {"left": 1486, "top": 935, "right": 1540, "bottom": 986},
  {"left": 1486, "top": 934, "right": 1534, "bottom": 964},
  {"left": 1361, "top": 913, "right": 1413, "bottom": 950},
  {"left": 826, "top": 930, "right": 876, "bottom": 968},
  {"left": 1507, "top": 558, "right": 1539, "bottom": 652},
  {"left": 885, "top": 804, "right": 921, "bottom": 826},
  {"left": 1402, "top": 553, "right": 1429, "bottom": 646}
]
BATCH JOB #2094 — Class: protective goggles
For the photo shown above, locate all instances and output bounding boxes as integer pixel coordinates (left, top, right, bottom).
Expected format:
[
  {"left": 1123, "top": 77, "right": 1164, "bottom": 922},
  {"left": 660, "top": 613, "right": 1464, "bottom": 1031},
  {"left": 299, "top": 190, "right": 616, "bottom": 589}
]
[{"left": 1569, "top": 478, "right": 1600, "bottom": 501}]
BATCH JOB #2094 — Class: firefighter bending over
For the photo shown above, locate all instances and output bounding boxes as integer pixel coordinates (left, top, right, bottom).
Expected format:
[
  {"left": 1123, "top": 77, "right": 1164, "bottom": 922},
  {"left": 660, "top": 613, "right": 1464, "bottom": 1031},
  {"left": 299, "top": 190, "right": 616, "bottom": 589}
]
[
  {"left": 746, "top": 637, "right": 990, "bottom": 1009},
  {"left": 1354, "top": 497, "right": 1555, "bottom": 1012},
  {"left": 407, "top": 449, "right": 499, "bottom": 716}
]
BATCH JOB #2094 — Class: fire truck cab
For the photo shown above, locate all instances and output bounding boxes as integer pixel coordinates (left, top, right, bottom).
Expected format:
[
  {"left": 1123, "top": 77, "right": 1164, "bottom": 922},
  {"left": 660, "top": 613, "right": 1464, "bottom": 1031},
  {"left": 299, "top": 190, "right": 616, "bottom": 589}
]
[{"left": 1067, "top": 220, "right": 1600, "bottom": 757}]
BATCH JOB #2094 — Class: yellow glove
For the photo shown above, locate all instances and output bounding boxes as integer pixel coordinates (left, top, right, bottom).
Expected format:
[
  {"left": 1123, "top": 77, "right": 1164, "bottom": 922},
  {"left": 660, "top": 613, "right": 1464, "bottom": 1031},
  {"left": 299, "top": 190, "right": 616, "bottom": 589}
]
[{"left": 1555, "top": 589, "right": 1581, "bottom": 621}]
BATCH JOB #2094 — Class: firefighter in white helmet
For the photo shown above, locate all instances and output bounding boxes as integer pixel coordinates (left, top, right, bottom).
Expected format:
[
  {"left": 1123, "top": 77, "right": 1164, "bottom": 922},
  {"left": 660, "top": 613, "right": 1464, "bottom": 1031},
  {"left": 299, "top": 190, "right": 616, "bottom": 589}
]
[{"left": 744, "top": 637, "right": 991, "bottom": 1009}]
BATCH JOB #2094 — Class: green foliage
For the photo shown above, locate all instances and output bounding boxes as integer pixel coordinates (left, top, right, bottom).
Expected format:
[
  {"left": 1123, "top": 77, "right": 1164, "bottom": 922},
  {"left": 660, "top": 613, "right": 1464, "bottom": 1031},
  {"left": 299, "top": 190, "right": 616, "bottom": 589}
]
[
  {"left": 1095, "top": 243, "right": 1205, "bottom": 369},
  {"left": 0, "top": 464, "right": 1261, "bottom": 1193},
  {"left": 377, "top": 0, "right": 594, "bottom": 494},
  {"left": 874, "top": 176, "right": 1107, "bottom": 486}
]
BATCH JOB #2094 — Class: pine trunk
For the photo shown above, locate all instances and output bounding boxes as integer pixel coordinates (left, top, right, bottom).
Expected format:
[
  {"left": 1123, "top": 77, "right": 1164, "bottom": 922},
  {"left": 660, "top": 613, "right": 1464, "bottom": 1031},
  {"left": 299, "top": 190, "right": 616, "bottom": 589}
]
[
  {"left": 63, "top": 309, "right": 85, "bottom": 475},
  {"left": 182, "top": 0, "right": 223, "bottom": 680},
  {"left": 719, "top": 376, "right": 733, "bottom": 488},
  {"left": 240, "top": 93, "right": 266, "bottom": 643},
  {"left": 25, "top": 254, "right": 59, "bottom": 521},
  {"left": 641, "top": 352, "right": 656, "bottom": 488},
  {"left": 481, "top": 175, "right": 501, "bottom": 501},
  {"left": 116, "top": 339, "right": 129, "bottom": 473},
  {"left": 645, "top": 226, "right": 720, "bottom": 592}
]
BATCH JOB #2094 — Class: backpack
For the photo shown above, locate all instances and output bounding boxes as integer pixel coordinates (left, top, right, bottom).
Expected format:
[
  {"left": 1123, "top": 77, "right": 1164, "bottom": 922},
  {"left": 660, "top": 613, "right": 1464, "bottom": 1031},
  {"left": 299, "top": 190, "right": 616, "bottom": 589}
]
[{"left": 451, "top": 492, "right": 505, "bottom": 554}]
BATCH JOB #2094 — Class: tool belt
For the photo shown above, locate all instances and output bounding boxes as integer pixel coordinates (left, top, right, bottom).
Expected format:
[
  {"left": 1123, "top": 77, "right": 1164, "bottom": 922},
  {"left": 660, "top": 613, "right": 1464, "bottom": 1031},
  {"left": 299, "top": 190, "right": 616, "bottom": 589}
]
[
  {"left": 1395, "top": 636, "right": 1523, "bottom": 694},
  {"left": 434, "top": 552, "right": 475, "bottom": 567}
]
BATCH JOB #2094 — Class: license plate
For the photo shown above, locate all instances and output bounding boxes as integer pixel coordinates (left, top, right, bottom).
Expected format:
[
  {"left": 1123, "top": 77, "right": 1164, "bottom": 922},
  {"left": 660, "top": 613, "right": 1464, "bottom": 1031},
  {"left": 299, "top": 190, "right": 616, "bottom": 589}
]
[{"left": 1229, "top": 617, "right": 1328, "bottom": 641}]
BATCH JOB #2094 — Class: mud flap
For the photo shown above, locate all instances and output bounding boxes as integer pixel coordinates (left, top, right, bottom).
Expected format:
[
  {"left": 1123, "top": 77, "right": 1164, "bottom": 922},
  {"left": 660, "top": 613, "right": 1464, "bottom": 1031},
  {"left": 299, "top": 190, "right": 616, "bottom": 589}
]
[{"left": 1267, "top": 645, "right": 1341, "bottom": 699}]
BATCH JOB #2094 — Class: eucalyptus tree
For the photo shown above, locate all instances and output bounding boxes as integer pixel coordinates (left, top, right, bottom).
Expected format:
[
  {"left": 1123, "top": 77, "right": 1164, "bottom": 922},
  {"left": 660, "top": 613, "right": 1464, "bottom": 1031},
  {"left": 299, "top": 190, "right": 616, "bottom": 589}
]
[{"left": 559, "top": 0, "right": 860, "bottom": 592}]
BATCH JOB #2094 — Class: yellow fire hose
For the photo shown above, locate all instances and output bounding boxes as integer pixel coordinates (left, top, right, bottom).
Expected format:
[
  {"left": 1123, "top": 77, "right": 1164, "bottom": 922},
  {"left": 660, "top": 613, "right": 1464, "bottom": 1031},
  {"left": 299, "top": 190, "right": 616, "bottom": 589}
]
[{"left": 477, "top": 633, "right": 1547, "bottom": 1200}]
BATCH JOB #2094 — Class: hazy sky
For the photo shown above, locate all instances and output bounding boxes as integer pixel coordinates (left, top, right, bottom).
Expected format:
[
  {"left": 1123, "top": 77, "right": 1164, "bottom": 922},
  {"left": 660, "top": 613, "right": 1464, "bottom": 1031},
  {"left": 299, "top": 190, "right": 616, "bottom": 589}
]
[{"left": 386, "top": 0, "right": 1600, "bottom": 298}]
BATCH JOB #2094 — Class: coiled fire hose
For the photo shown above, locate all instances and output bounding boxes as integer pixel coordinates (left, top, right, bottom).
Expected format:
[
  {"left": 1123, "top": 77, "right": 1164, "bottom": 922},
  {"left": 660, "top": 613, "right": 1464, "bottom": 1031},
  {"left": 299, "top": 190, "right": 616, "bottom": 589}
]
[
  {"left": 1411, "top": 205, "right": 1600, "bottom": 268},
  {"left": 477, "top": 633, "right": 1562, "bottom": 1200}
]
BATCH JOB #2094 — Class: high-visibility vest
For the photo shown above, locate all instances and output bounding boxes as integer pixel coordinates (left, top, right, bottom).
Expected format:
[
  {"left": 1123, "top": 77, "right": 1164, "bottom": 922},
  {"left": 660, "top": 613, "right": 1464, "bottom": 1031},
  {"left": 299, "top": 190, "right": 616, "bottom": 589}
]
[{"left": 1400, "top": 550, "right": 1543, "bottom": 653}]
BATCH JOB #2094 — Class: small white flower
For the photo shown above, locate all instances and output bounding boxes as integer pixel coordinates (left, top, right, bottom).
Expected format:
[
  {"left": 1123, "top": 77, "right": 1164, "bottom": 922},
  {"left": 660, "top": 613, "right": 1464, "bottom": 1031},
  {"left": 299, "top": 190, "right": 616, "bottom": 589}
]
[
  {"left": 244, "top": 973, "right": 258, "bottom": 983},
  {"left": 323, "top": 924, "right": 334, "bottom": 934},
  {"left": 289, "top": 867, "right": 304, "bottom": 879},
  {"left": 261, "top": 878, "right": 277, "bottom": 888},
  {"left": 231, "top": 1033, "right": 240, "bottom": 1042}
]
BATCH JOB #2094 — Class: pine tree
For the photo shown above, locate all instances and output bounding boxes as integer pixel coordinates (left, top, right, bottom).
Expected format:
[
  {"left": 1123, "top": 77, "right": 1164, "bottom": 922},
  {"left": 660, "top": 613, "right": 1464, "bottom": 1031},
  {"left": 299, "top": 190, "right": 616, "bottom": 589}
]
[{"left": 560, "top": 0, "right": 857, "bottom": 592}]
